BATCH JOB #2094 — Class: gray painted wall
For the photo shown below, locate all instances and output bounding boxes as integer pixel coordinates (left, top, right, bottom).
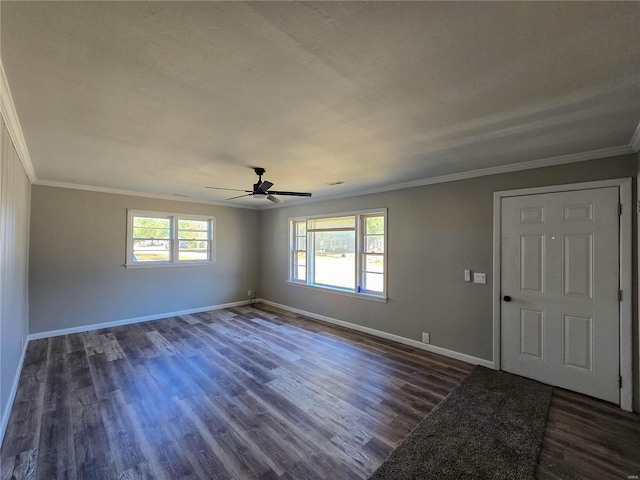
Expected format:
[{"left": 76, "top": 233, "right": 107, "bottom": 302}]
[
  {"left": 0, "top": 117, "right": 31, "bottom": 434},
  {"left": 259, "top": 155, "right": 638, "bottom": 410},
  {"left": 29, "top": 187, "right": 259, "bottom": 334},
  {"left": 24, "top": 153, "right": 640, "bottom": 413}
]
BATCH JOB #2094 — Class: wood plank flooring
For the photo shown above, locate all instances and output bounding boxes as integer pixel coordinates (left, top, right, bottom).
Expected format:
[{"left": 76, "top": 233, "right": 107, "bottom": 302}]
[
  {"left": 537, "top": 388, "right": 640, "bottom": 480},
  {"left": 1, "top": 304, "right": 639, "bottom": 479}
]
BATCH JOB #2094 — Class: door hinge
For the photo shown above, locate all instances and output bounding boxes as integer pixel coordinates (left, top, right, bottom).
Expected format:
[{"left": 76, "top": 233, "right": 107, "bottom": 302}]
[
  {"left": 618, "top": 289, "right": 622, "bottom": 302},
  {"left": 618, "top": 203, "right": 622, "bottom": 216}
]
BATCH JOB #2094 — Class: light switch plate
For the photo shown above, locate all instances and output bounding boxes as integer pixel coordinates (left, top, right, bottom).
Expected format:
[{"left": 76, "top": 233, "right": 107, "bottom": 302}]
[
  {"left": 464, "top": 269, "right": 472, "bottom": 282},
  {"left": 473, "top": 273, "right": 486, "bottom": 284}
]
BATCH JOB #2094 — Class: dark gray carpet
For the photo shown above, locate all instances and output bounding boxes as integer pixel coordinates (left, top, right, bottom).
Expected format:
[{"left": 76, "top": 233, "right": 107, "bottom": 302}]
[{"left": 368, "top": 366, "right": 553, "bottom": 480}]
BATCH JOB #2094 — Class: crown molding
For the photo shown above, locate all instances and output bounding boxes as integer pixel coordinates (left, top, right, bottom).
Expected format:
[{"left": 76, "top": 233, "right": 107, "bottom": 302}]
[
  {"left": 261, "top": 144, "right": 635, "bottom": 209},
  {"left": 630, "top": 119, "right": 640, "bottom": 153},
  {"left": 0, "top": 58, "right": 37, "bottom": 183},
  {"left": 27, "top": 143, "right": 637, "bottom": 212},
  {"left": 33, "top": 180, "right": 261, "bottom": 210}
]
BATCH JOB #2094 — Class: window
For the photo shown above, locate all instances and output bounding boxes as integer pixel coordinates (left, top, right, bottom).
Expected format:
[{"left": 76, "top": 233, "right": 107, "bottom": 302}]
[
  {"left": 289, "top": 209, "right": 386, "bottom": 299},
  {"left": 126, "top": 210, "right": 215, "bottom": 267},
  {"left": 292, "top": 220, "right": 307, "bottom": 282}
]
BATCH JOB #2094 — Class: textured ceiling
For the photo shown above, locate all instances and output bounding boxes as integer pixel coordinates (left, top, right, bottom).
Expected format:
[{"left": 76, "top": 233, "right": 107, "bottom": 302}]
[{"left": 1, "top": 1, "right": 639, "bottom": 207}]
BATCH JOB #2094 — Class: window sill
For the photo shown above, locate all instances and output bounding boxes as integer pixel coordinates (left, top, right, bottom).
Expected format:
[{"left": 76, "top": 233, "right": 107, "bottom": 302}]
[
  {"left": 286, "top": 281, "right": 387, "bottom": 303},
  {"left": 124, "top": 261, "right": 215, "bottom": 269}
]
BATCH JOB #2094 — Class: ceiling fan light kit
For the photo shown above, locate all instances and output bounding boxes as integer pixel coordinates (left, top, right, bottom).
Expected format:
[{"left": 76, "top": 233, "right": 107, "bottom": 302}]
[{"left": 206, "top": 167, "right": 311, "bottom": 204}]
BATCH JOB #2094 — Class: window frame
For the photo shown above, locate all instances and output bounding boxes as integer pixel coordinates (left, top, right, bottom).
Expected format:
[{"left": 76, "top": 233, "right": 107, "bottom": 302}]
[
  {"left": 288, "top": 208, "right": 387, "bottom": 301},
  {"left": 291, "top": 219, "right": 307, "bottom": 283},
  {"left": 358, "top": 213, "right": 386, "bottom": 295},
  {"left": 125, "top": 209, "right": 216, "bottom": 268}
]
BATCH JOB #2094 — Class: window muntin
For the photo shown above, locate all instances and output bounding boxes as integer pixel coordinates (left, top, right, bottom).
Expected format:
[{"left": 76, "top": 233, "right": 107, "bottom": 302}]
[
  {"left": 289, "top": 209, "right": 386, "bottom": 298},
  {"left": 127, "top": 210, "right": 215, "bottom": 267}
]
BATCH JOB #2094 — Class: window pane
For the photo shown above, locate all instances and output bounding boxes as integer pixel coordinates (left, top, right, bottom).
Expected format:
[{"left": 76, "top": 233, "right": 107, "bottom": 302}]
[
  {"left": 365, "top": 216, "right": 384, "bottom": 235},
  {"left": 313, "top": 231, "right": 355, "bottom": 289},
  {"left": 133, "top": 227, "right": 170, "bottom": 239},
  {"left": 363, "top": 272, "right": 384, "bottom": 292},
  {"left": 178, "top": 231, "right": 209, "bottom": 240},
  {"left": 178, "top": 219, "right": 208, "bottom": 231},
  {"left": 296, "top": 222, "right": 306, "bottom": 236},
  {"left": 296, "top": 237, "right": 306, "bottom": 251},
  {"left": 179, "top": 249, "right": 209, "bottom": 261},
  {"left": 364, "top": 255, "right": 384, "bottom": 273},
  {"left": 308, "top": 216, "right": 355, "bottom": 230},
  {"left": 296, "top": 266, "right": 306, "bottom": 281},
  {"left": 179, "top": 240, "right": 207, "bottom": 249},
  {"left": 134, "top": 216, "right": 170, "bottom": 228},
  {"left": 314, "top": 230, "right": 355, "bottom": 254},
  {"left": 133, "top": 240, "right": 171, "bottom": 262},
  {"left": 293, "top": 250, "right": 306, "bottom": 281},
  {"left": 133, "top": 239, "right": 171, "bottom": 249},
  {"left": 364, "top": 235, "right": 384, "bottom": 253},
  {"left": 179, "top": 236, "right": 209, "bottom": 261}
]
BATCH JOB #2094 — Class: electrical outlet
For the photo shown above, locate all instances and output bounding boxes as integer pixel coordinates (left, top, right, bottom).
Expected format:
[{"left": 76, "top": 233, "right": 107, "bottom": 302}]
[
  {"left": 421, "top": 332, "right": 430, "bottom": 344},
  {"left": 247, "top": 290, "right": 253, "bottom": 297}
]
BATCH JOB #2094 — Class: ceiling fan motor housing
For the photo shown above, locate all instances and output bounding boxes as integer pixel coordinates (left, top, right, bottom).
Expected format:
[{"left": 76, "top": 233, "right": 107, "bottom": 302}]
[{"left": 253, "top": 167, "right": 266, "bottom": 191}]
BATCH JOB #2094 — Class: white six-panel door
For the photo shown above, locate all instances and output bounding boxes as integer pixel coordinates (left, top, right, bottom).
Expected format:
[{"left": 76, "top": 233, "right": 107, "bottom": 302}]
[{"left": 501, "top": 187, "right": 620, "bottom": 403}]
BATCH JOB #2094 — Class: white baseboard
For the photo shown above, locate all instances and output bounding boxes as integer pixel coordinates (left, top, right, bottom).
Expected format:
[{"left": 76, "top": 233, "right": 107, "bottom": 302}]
[
  {"left": 0, "top": 338, "right": 29, "bottom": 446},
  {"left": 27, "top": 300, "right": 251, "bottom": 341},
  {"left": 258, "top": 299, "right": 494, "bottom": 369}
]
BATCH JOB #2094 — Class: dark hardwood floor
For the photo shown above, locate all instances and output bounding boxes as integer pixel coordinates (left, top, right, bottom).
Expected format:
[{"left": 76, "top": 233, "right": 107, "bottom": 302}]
[
  {"left": 1, "top": 304, "right": 639, "bottom": 479},
  {"left": 537, "top": 388, "right": 640, "bottom": 480}
]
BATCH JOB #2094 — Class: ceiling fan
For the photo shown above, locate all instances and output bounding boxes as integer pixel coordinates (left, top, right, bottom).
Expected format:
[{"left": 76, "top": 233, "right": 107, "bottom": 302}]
[{"left": 205, "top": 167, "right": 312, "bottom": 204}]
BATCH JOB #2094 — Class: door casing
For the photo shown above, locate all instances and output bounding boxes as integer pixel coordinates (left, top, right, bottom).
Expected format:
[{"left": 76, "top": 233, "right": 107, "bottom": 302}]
[{"left": 492, "top": 178, "right": 632, "bottom": 411}]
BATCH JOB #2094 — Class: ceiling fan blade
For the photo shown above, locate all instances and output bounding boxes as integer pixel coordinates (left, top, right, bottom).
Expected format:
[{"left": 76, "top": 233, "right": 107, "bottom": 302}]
[
  {"left": 205, "top": 186, "right": 251, "bottom": 192},
  {"left": 225, "top": 193, "right": 253, "bottom": 200},
  {"left": 268, "top": 190, "right": 312, "bottom": 197},
  {"left": 256, "top": 180, "right": 274, "bottom": 193},
  {"left": 267, "top": 194, "right": 283, "bottom": 204}
]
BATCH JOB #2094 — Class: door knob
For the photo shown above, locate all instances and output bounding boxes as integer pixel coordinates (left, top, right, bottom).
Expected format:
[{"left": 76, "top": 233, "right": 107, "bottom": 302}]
[{"left": 503, "top": 295, "right": 511, "bottom": 302}]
